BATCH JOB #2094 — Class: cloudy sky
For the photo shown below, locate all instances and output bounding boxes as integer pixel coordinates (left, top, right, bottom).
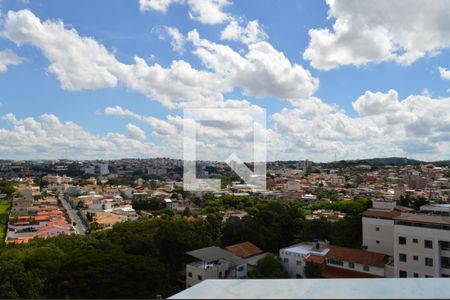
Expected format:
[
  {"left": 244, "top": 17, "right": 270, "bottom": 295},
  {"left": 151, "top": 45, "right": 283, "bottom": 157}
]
[{"left": 0, "top": 0, "right": 450, "bottom": 162}]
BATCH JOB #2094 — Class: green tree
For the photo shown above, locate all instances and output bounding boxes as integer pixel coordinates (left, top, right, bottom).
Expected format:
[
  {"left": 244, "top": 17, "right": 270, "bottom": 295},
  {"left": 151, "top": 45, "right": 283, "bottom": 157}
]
[
  {"left": 250, "top": 254, "right": 289, "bottom": 278},
  {"left": 304, "top": 261, "right": 322, "bottom": 278}
]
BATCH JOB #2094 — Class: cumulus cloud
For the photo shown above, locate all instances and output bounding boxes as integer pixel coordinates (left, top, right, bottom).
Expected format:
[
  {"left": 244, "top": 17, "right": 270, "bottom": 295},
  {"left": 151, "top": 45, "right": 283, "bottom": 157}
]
[
  {"left": 304, "top": 0, "right": 450, "bottom": 70},
  {"left": 139, "top": 0, "right": 179, "bottom": 12},
  {"left": 2, "top": 10, "right": 318, "bottom": 109},
  {"left": 220, "top": 20, "right": 268, "bottom": 45},
  {"left": 126, "top": 123, "right": 147, "bottom": 140},
  {"left": 272, "top": 90, "right": 450, "bottom": 161},
  {"left": 165, "top": 26, "right": 185, "bottom": 53},
  {"left": 103, "top": 100, "right": 274, "bottom": 161},
  {"left": 439, "top": 66, "right": 450, "bottom": 81},
  {"left": 0, "top": 49, "right": 22, "bottom": 73},
  {"left": 2, "top": 10, "right": 226, "bottom": 108},
  {"left": 139, "top": 0, "right": 231, "bottom": 24},
  {"left": 0, "top": 113, "right": 159, "bottom": 159},
  {"left": 188, "top": 30, "right": 319, "bottom": 103}
]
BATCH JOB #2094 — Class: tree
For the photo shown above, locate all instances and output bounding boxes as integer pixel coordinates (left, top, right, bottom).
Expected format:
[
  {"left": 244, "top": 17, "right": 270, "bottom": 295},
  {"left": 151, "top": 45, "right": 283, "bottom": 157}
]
[
  {"left": 398, "top": 195, "right": 411, "bottom": 207},
  {"left": 304, "top": 262, "right": 322, "bottom": 278},
  {"left": 411, "top": 196, "right": 429, "bottom": 210},
  {"left": 250, "top": 254, "right": 289, "bottom": 279}
]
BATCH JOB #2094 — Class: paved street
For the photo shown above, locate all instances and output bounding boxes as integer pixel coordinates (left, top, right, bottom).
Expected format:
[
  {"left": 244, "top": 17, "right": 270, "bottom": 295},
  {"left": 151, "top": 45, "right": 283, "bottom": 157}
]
[{"left": 59, "top": 195, "right": 87, "bottom": 235}]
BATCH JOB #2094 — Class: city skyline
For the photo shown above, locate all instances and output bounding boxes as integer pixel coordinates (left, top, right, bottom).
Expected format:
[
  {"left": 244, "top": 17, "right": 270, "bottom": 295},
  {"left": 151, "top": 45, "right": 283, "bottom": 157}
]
[{"left": 0, "top": 0, "right": 450, "bottom": 162}]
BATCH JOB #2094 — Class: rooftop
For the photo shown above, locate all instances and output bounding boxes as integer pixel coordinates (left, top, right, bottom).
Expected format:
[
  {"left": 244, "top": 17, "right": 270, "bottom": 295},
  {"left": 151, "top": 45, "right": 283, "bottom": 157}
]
[
  {"left": 187, "top": 246, "right": 234, "bottom": 262},
  {"left": 326, "top": 246, "right": 386, "bottom": 268},
  {"left": 170, "top": 279, "right": 450, "bottom": 299},
  {"left": 394, "top": 214, "right": 450, "bottom": 225},
  {"left": 226, "top": 242, "right": 263, "bottom": 259},
  {"left": 361, "top": 209, "right": 402, "bottom": 219},
  {"left": 281, "top": 242, "right": 330, "bottom": 256}
]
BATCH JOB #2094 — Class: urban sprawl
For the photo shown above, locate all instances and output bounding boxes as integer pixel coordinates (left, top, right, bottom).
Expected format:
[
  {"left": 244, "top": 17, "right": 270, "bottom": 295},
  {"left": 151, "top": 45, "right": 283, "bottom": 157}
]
[{"left": 0, "top": 157, "right": 450, "bottom": 297}]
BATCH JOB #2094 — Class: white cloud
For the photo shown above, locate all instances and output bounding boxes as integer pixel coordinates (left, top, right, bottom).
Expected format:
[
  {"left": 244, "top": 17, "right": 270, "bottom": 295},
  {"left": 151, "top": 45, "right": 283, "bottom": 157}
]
[
  {"left": 2, "top": 10, "right": 227, "bottom": 108},
  {"left": 304, "top": 0, "right": 450, "bottom": 70},
  {"left": 126, "top": 123, "right": 147, "bottom": 140},
  {"left": 439, "top": 66, "right": 450, "bottom": 81},
  {"left": 3, "top": 10, "right": 119, "bottom": 90},
  {"left": 0, "top": 49, "right": 22, "bottom": 73},
  {"left": 220, "top": 20, "right": 268, "bottom": 45},
  {"left": 186, "top": 0, "right": 231, "bottom": 25},
  {"left": 2, "top": 10, "right": 318, "bottom": 109},
  {"left": 139, "top": 0, "right": 231, "bottom": 24},
  {"left": 0, "top": 113, "right": 159, "bottom": 159},
  {"left": 139, "top": 0, "right": 179, "bottom": 12},
  {"left": 165, "top": 26, "right": 185, "bottom": 53},
  {"left": 272, "top": 90, "right": 450, "bottom": 161},
  {"left": 188, "top": 30, "right": 319, "bottom": 103}
]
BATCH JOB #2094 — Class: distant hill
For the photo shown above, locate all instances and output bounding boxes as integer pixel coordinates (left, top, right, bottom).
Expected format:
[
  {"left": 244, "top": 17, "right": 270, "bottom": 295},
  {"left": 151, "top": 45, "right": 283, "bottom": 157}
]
[{"left": 320, "top": 157, "right": 450, "bottom": 167}]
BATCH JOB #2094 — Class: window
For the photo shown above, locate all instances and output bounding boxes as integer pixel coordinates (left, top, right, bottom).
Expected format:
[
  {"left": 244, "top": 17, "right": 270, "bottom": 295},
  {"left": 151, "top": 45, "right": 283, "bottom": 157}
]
[
  {"left": 425, "top": 275, "right": 433, "bottom": 278},
  {"left": 296, "top": 260, "right": 302, "bottom": 266},
  {"left": 376, "top": 227, "right": 380, "bottom": 231},
  {"left": 348, "top": 262, "right": 355, "bottom": 269},
  {"left": 413, "top": 238, "right": 418, "bottom": 244},
  {"left": 399, "top": 270, "right": 407, "bottom": 278},
  {"left": 219, "top": 272, "right": 222, "bottom": 279},
  {"left": 425, "top": 240, "right": 433, "bottom": 249},
  {"left": 399, "top": 237, "right": 406, "bottom": 245},
  {"left": 188, "top": 272, "right": 192, "bottom": 277},
  {"left": 296, "top": 274, "right": 302, "bottom": 278},
  {"left": 425, "top": 257, "right": 433, "bottom": 267},
  {"left": 237, "top": 266, "right": 244, "bottom": 272},
  {"left": 198, "top": 275, "right": 202, "bottom": 281},
  {"left": 413, "top": 273, "right": 419, "bottom": 278},
  {"left": 283, "top": 258, "right": 289, "bottom": 263},
  {"left": 399, "top": 253, "right": 407, "bottom": 262},
  {"left": 327, "top": 259, "right": 344, "bottom": 266},
  {"left": 413, "top": 256, "right": 418, "bottom": 261},
  {"left": 363, "top": 265, "right": 370, "bottom": 271},
  {"left": 376, "top": 240, "right": 380, "bottom": 244},
  {"left": 441, "top": 256, "right": 450, "bottom": 269},
  {"left": 440, "top": 241, "right": 450, "bottom": 251}
]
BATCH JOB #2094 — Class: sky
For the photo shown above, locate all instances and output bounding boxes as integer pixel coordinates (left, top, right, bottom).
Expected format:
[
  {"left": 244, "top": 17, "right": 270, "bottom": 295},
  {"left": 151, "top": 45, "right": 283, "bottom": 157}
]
[{"left": 0, "top": 0, "right": 449, "bottom": 162}]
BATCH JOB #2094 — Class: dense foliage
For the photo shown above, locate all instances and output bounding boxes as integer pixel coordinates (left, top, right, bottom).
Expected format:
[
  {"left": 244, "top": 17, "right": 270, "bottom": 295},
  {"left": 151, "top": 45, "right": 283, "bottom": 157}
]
[
  {"left": 0, "top": 196, "right": 371, "bottom": 298},
  {"left": 249, "top": 254, "right": 289, "bottom": 279}
]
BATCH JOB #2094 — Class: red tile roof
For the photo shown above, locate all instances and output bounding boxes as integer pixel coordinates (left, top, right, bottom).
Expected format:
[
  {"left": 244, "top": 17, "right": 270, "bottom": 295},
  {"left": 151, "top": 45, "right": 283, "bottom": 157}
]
[
  {"left": 322, "top": 266, "right": 383, "bottom": 279},
  {"left": 361, "top": 209, "right": 401, "bottom": 219},
  {"left": 226, "top": 241, "right": 263, "bottom": 258},
  {"left": 305, "top": 255, "right": 326, "bottom": 264},
  {"left": 326, "top": 246, "right": 386, "bottom": 268}
]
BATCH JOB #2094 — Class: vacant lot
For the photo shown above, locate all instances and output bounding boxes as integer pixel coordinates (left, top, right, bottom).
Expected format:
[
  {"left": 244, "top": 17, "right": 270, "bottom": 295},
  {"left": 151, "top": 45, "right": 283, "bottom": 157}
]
[{"left": 0, "top": 200, "right": 11, "bottom": 243}]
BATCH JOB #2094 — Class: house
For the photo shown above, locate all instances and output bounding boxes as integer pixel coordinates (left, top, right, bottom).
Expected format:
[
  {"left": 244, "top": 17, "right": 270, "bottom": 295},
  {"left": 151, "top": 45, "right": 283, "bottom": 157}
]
[
  {"left": 322, "top": 246, "right": 387, "bottom": 278},
  {"left": 226, "top": 241, "right": 267, "bottom": 273},
  {"left": 186, "top": 246, "right": 247, "bottom": 288},
  {"left": 280, "top": 240, "right": 387, "bottom": 278}
]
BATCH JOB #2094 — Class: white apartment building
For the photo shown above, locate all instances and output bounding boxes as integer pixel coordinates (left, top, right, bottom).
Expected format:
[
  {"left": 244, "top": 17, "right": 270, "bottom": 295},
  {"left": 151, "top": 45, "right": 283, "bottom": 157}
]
[
  {"left": 279, "top": 240, "right": 330, "bottom": 278},
  {"left": 394, "top": 214, "right": 450, "bottom": 278},
  {"left": 362, "top": 202, "right": 450, "bottom": 278},
  {"left": 362, "top": 200, "right": 399, "bottom": 256}
]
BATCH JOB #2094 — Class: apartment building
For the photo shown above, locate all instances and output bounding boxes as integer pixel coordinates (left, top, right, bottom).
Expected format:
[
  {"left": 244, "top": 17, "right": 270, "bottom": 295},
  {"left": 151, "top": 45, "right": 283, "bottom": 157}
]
[
  {"left": 186, "top": 246, "right": 247, "bottom": 288},
  {"left": 362, "top": 199, "right": 412, "bottom": 256},
  {"left": 279, "top": 240, "right": 330, "bottom": 278},
  {"left": 394, "top": 214, "right": 450, "bottom": 278}
]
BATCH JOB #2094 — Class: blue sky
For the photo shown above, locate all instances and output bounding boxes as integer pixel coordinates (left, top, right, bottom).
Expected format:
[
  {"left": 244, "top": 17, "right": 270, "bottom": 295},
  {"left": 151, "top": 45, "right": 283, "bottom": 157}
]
[{"left": 0, "top": 0, "right": 449, "bottom": 161}]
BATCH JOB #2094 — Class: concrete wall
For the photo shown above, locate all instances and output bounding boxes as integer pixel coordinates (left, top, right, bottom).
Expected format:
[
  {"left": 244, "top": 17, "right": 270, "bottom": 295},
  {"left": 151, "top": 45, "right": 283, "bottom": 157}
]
[
  {"left": 362, "top": 217, "right": 395, "bottom": 256},
  {"left": 394, "top": 224, "right": 450, "bottom": 278}
]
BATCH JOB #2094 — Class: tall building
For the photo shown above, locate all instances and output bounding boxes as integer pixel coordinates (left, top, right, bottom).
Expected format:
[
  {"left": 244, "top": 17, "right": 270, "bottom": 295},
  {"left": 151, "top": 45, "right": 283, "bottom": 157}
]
[{"left": 394, "top": 214, "right": 450, "bottom": 278}]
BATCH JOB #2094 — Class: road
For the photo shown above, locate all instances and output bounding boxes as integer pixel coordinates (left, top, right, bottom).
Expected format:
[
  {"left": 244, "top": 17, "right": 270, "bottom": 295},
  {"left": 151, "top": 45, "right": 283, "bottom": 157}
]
[{"left": 59, "top": 195, "right": 87, "bottom": 235}]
